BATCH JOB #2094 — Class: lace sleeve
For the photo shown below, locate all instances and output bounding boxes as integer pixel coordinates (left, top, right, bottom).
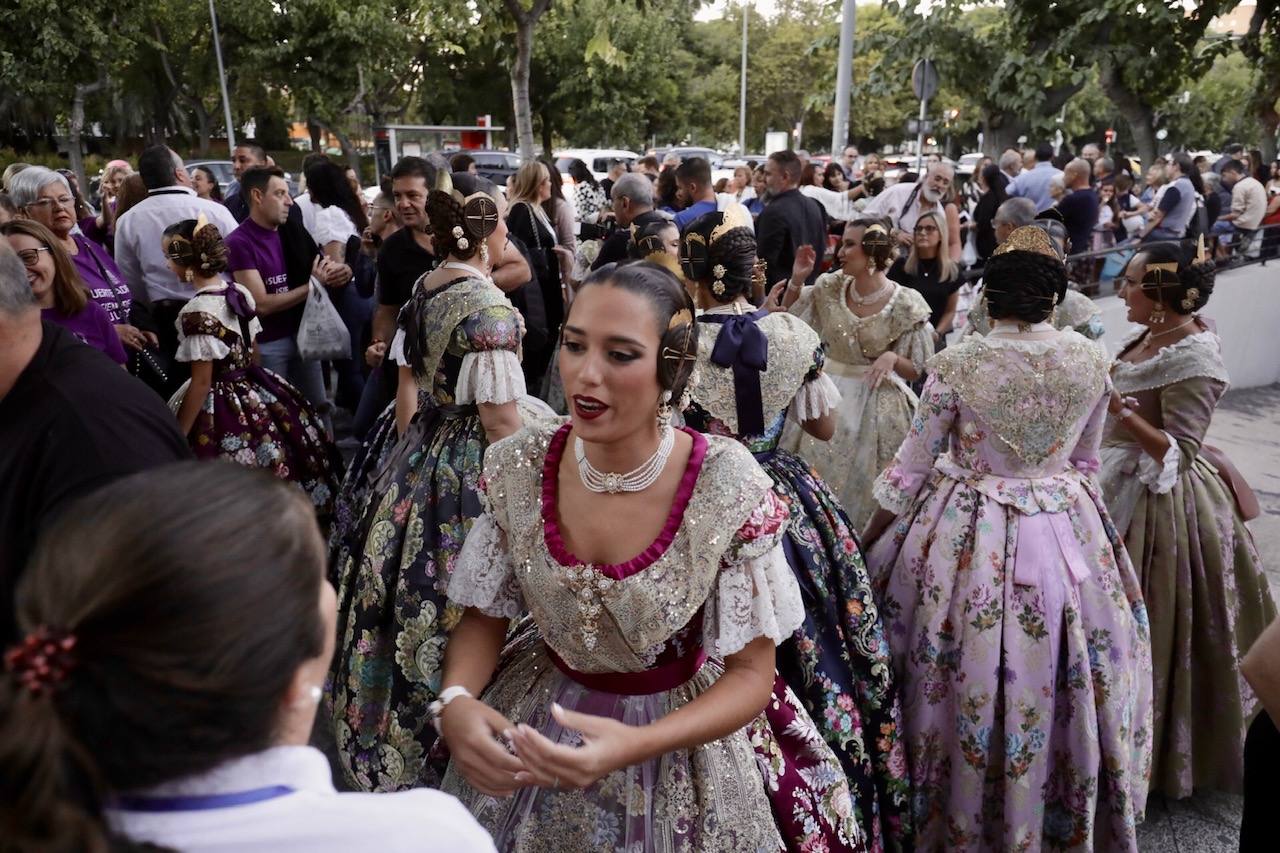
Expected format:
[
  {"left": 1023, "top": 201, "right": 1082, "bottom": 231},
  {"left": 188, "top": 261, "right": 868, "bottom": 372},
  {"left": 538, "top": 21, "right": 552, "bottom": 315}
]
[
  {"left": 389, "top": 328, "right": 407, "bottom": 366},
  {"left": 703, "top": 490, "right": 804, "bottom": 657},
  {"left": 456, "top": 351, "right": 526, "bottom": 405},
  {"left": 446, "top": 509, "right": 524, "bottom": 619},
  {"left": 1068, "top": 384, "right": 1111, "bottom": 476},
  {"left": 175, "top": 334, "right": 230, "bottom": 362},
  {"left": 892, "top": 317, "right": 935, "bottom": 375},
  {"left": 872, "top": 373, "right": 958, "bottom": 513}
]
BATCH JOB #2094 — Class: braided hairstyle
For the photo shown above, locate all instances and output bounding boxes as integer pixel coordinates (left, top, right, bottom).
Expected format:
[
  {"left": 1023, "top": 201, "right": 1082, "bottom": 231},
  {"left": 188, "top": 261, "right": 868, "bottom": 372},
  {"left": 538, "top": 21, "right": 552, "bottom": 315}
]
[
  {"left": 162, "top": 218, "right": 229, "bottom": 277},
  {"left": 424, "top": 171, "right": 499, "bottom": 262},
  {"left": 982, "top": 250, "right": 1068, "bottom": 324},
  {"left": 1134, "top": 240, "right": 1215, "bottom": 314},
  {"left": 627, "top": 214, "right": 678, "bottom": 261},
  {"left": 679, "top": 211, "right": 757, "bottom": 303},
  {"left": 846, "top": 215, "right": 896, "bottom": 271},
  {"left": 576, "top": 261, "right": 699, "bottom": 401}
]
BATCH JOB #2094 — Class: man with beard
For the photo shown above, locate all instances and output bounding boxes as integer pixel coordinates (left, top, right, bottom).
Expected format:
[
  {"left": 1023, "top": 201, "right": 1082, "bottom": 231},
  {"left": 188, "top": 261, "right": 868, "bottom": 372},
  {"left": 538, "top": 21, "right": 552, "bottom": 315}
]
[{"left": 864, "top": 162, "right": 963, "bottom": 262}]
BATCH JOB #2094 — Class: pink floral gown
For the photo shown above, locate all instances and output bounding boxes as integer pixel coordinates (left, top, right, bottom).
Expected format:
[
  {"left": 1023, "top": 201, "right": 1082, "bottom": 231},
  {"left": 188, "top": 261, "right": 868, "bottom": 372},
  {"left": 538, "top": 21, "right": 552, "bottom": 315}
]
[{"left": 866, "top": 332, "right": 1153, "bottom": 851}]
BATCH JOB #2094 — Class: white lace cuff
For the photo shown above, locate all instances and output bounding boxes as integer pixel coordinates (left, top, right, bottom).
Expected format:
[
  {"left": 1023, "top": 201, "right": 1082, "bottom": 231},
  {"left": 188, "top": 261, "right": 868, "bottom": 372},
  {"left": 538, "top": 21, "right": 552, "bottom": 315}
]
[
  {"left": 1137, "top": 431, "right": 1181, "bottom": 494},
  {"left": 704, "top": 542, "right": 804, "bottom": 658},
  {"left": 175, "top": 334, "right": 230, "bottom": 363},
  {"left": 791, "top": 372, "right": 841, "bottom": 422},
  {"left": 872, "top": 466, "right": 916, "bottom": 515},
  {"left": 446, "top": 513, "right": 524, "bottom": 619},
  {"left": 455, "top": 350, "right": 527, "bottom": 405},
  {"left": 389, "top": 329, "right": 407, "bottom": 366}
]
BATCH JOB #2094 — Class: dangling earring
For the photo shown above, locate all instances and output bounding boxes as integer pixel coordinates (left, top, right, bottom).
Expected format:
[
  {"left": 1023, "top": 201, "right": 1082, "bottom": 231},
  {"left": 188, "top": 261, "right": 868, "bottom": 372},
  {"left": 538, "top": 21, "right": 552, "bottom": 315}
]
[
  {"left": 184, "top": 268, "right": 194, "bottom": 283},
  {"left": 1048, "top": 293, "right": 1059, "bottom": 327},
  {"left": 1149, "top": 302, "right": 1166, "bottom": 325},
  {"left": 979, "top": 293, "right": 989, "bottom": 320},
  {"left": 656, "top": 390, "right": 673, "bottom": 427},
  {"left": 478, "top": 241, "right": 490, "bottom": 270}
]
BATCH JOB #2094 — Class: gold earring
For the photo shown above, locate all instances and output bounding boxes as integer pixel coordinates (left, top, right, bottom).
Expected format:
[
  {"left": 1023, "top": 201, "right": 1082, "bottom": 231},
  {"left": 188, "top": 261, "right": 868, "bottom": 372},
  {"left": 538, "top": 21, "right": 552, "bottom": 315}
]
[
  {"left": 656, "top": 390, "right": 673, "bottom": 427},
  {"left": 1150, "top": 302, "right": 1166, "bottom": 325},
  {"left": 1049, "top": 293, "right": 1059, "bottom": 327}
]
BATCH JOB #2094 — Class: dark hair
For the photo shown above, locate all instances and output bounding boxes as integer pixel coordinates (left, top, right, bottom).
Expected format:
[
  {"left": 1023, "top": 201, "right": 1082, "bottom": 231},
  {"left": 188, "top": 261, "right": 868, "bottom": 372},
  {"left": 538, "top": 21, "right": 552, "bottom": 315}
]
[
  {"left": 627, "top": 213, "right": 677, "bottom": 260},
  {"left": 162, "top": 218, "right": 230, "bottom": 276},
  {"left": 637, "top": 155, "right": 660, "bottom": 171},
  {"left": 300, "top": 151, "right": 330, "bottom": 173},
  {"left": 137, "top": 145, "right": 179, "bottom": 190},
  {"left": 800, "top": 162, "right": 820, "bottom": 187},
  {"left": 450, "top": 152, "right": 475, "bottom": 173},
  {"left": 574, "top": 261, "right": 699, "bottom": 399},
  {"left": 389, "top": 155, "right": 436, "bottom": 185},
  {"left": 568, "top": 159, "right": 598, "bottom": 188},
  {"left": 423, "top": 171, "right": 497, "bottom": 263},
  {"left": 540, "top": 156, "right": 567, "bottom": 218},
  {"left": 675, "top": 157, "right": 711, "bottom": 188},
  {"left": 680, "top": 211, "right": 756, "bottom": 303},
  {"left": 768, "top": 150, "right": 802, "bottom": 183},
  {"left": 240, "top": 165, "right": 285, "bottom": 205},
  {"left": 655, "top": 168, "right": 680, "bottom": 210},
  {"left": 191, "top": 164, "right": 224, "bottom": 201},
  {"left": 1132, "top": 240, "right": 1215, "bottom": 314},
  {"left": 304, "top": 160, "right": 369, "bottom": 233},
  {"left": 981, "top": 163, "right": 1009, "bottom": 207},
  {"left": 1034, "top": 142, "right": 1055, "bottom": 162},
  {"left": 821, "top": 162, "right": 846, "bottom": 191},
  {"left": 846, "top": 215, "right": 896, "bottom": 271},
  {"left": 1, "top": 219, "right": 87, "bottom": 315},
  {"left": 982, "top": 250, "right": 1068, "bottom": 324},
  {"left": 0, "top": 462, "right": 326, "bottom": 853},
  {"left": 1223, "top": 142, "right": 1244, "bottom": 156},
  {"left": 113, "top": 175, "right": 149, "bottom": 221},
  {"left": 235, "top": 141, "right": 268, "bottom": 165},
  {"left": 1221, "top": 159, "right": 1246, "bottom": 176}
]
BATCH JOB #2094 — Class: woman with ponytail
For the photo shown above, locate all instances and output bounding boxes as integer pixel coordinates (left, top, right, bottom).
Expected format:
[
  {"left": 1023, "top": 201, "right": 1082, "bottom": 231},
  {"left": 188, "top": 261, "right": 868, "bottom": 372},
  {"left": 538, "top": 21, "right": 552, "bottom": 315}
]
[
  {"left": 326, "top": 170, "right": 530, "bottom": 794},
  {"left": 437, "top": 260, "right": 862, "bottom": 852},
  {"left": 0, "top": 462, "right": 493, "bottom": 852},
  {"left": 163, "top": 217, "right": 340, "bottom": 519},
  {"left": 1100, "top": 241, "right": 1275, "bottom": 799},
  {"left": 861, "top": 226, "right": 1153, "bottom": 850},
  {"left": 679, "top": 208, "right": 911, "bottom": 850}
]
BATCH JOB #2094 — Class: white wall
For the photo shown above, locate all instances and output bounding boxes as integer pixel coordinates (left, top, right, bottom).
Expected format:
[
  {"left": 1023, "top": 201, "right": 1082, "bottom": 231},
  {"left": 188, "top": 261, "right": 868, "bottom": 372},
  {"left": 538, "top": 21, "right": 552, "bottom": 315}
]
[{"left": 1095, "top": 261, "right": 1280, "bottom": 389}]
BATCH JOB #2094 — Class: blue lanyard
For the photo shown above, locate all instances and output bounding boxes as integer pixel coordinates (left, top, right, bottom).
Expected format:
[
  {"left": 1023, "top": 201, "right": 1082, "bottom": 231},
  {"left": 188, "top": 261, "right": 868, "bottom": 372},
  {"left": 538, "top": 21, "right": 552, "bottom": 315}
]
[{"left": 114, "top": 785, "right": 295, "bottom": 812}]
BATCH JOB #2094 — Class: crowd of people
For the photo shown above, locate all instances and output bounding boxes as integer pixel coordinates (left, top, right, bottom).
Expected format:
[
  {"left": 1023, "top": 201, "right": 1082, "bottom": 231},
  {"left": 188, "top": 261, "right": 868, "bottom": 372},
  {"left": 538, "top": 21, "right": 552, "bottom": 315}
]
[{"left": 0, "top": 136, "right": 1277, "bottom": 853}]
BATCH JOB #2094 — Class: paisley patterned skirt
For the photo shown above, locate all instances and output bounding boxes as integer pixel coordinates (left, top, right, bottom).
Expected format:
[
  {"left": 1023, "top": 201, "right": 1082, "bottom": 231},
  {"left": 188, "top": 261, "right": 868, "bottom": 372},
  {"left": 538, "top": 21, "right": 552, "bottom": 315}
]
[
  {"left": 1101, "top": 445, "right": 1277, "bottom": 798},
  {"left": 762, "top": 448, "right": 913, "bottom": 852},
  {"left": 440, "top": 627, "right": 865, "bottom": 853},
  {"left": 181, "top": 364, "right": 342, "bottom": 519},
  {"left": 327, "top": 403, "right": 487, "bottom": 792},
  {"left": 866, "top": 472, "right": 1153, "bottom": 852}
]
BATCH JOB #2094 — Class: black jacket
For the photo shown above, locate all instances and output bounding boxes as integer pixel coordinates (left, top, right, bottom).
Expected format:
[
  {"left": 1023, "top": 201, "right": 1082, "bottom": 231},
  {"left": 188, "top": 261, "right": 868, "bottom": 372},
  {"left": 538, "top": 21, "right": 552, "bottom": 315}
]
[{"left": 755, "top": 189, "right": 828, "bottom": 287}]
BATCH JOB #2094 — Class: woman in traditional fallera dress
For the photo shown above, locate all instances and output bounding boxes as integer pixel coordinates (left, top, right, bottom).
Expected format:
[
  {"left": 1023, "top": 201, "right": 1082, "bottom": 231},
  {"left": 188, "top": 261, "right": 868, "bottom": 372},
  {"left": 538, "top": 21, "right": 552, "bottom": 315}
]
[
  {"left": 164, "top": 217, "right": 341, "bottom": 517},
  {"left": 679, "top": 209, "right": 912, "bottom": 851},
  {"left": 862, "top": 227, "right": 1153, "bottom": 851},
  {"left": 326, "top": 171, "right": 528, "bottom": 792},
  {"left": 436, "top": 262, "right": 863, "bottom": 853},
  {"left": 771, "top": 216, "right": 934, "bottom": 529},
  {"left": 1099, "top": 241, "right": 1275, "bottom": 798}
]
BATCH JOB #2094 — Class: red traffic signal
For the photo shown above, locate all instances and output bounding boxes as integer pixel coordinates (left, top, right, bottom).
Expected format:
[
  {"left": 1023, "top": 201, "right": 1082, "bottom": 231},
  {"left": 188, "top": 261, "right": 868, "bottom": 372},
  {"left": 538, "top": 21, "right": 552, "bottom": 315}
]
[{"left": 1104, "top": 128, "right": 1116, "bottom": 144}]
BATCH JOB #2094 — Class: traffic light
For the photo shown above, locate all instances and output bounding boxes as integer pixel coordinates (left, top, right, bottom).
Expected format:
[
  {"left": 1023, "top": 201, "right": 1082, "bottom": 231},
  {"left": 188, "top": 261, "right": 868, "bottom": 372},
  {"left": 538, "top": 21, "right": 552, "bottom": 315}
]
[{"left": 1104, "top": 128, "right": 1116, "bottom": 144}]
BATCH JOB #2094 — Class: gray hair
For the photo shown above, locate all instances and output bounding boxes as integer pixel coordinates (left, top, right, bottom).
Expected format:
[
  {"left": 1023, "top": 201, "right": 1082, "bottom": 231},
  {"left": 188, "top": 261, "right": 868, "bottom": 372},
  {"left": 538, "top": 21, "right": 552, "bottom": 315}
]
[
  {"left": 994, "top": 197, "right": 1037, "bottom": 227},
  {"left": 998, "top": 150, "right": 1022, "bottom": 174},
  {"left": 6, "top": 166, "right": 71, "bottom": 210},
  {"left": 611, "top": 172, "right": 653, "bottom": 207},
  {"left": 1201, "top": 171, "right": 1222, "bottom": 192},
  {"left": 0, "top": 243, "right": 36, "bottom": 316},
  {"left": 1096, "top": 157, "right": 1114, "bottom": 174}
]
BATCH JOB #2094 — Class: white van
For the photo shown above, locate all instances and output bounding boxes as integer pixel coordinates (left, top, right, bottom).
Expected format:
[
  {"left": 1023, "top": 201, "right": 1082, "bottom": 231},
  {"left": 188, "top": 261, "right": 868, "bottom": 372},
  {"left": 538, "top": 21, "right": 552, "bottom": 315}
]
[{"left": 554, "top": 148, "right": 641, "bottom": 181}]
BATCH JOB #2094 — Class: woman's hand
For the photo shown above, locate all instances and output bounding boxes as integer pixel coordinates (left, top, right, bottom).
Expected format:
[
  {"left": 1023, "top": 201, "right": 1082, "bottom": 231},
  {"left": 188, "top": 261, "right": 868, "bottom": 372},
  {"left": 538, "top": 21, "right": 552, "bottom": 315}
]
[
  {"left": 439, "top": 696, "right": 530, "bottom": 798},
  {"left": 115, "top": 323, "right": 149, "bottom": 351},
  {"left": 1108, "top": 390, "right": 1139, "bottom": 416},
  {"left": 791, "top": 244, "right": 817, "bottom": 284},
  {"left": 509, "top": 702, "right": 643, "bottom": 791},
  {"left": 861, "top": 507, "right": 896, "bottom": 549},
  {"left": 865, "top": 351, "right": 898, "bottom": 389},
  {"left": 762, "top": 281, "right": 789, "bottom": 313}
]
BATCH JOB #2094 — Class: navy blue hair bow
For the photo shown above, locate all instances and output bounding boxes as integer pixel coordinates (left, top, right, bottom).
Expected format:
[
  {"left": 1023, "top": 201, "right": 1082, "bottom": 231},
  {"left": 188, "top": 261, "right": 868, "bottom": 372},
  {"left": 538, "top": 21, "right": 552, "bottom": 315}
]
[{"left": 699, "top": 309, "right": 770, "bottom": 435}]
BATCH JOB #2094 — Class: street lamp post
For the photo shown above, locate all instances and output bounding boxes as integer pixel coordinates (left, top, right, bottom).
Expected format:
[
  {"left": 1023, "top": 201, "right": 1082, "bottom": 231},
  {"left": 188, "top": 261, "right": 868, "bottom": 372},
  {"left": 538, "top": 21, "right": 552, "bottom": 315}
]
[
  {"left": 739, "top": 2, "right": 748, "bottom": 155},
  {"left": 209, "top": 0, "right": 236, "bottom": 155},
  {"left": 830, "top": 0, "right": 856, "bottom": 157}
]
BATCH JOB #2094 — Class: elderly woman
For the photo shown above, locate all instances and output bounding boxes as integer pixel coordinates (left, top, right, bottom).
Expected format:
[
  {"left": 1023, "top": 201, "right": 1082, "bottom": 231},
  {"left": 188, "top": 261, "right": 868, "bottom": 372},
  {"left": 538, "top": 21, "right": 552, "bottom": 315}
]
[
  {"left": 2, "top": 219, "right": 126, "bottom": 364},
  {"left": 7, "top": 166, "right": 151, "bottom": 354}
]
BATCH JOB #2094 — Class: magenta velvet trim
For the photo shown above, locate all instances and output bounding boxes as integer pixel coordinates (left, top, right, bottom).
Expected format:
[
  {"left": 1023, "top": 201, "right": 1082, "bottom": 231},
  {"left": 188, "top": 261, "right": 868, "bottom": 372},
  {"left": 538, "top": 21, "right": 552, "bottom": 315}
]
[
  {"left": 545, "top": 644, "right": 708, "bottom": 695},
  {"left": 541, "top": 424, "right": 707, "bottom": 581}
]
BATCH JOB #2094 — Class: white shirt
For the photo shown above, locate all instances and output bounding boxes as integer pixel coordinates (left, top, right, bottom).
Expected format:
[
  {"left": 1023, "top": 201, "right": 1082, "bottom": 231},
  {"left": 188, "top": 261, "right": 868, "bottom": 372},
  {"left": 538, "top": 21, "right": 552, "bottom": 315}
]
[
  {"left": 862, "top": 180, "right": 941, "bottom": 235},
  {"left": 799, "top": 184, "right": 857, "bottom": 222},
  {"left": 310, "top": 204, "right": 359, "bottom": 249},
  {"left": 107, "top": 745, "right": 495, "bottom": 853},
  {"left": 114, "top": 186, "right": 240, "bottom": 303},
  {"left": 294, "top": 192, "right": 318, "bottom": 237}
]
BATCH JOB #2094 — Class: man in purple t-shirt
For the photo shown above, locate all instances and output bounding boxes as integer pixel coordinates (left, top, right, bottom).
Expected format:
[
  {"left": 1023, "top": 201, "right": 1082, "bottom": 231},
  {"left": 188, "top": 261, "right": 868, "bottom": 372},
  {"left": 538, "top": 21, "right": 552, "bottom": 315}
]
[{"left": 225, "top": 166, "right": 327, "bottom": 417}]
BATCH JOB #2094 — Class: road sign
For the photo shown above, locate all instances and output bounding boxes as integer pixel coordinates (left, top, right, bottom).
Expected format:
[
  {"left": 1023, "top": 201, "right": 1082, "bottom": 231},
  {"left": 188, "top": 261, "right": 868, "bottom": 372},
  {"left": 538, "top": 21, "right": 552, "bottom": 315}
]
[
  {"left": 912, "top": 59, "right": 939, "bottom": 102},
  {"left": 907, "top": 119, "right": 935, "bottom": 134}
]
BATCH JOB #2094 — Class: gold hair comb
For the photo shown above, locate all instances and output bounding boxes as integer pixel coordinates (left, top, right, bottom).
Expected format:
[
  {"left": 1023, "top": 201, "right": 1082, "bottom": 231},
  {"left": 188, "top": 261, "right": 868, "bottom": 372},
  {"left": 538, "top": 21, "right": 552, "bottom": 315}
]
[
  {"left": 992, "top": 225, "right": 1060, "bottom": 260},
  {"left": 667, "top": 308, "right": 693, "bottom": 329},
  {"left": 709, "top": 204, "right": 753, "bottom": 245}
]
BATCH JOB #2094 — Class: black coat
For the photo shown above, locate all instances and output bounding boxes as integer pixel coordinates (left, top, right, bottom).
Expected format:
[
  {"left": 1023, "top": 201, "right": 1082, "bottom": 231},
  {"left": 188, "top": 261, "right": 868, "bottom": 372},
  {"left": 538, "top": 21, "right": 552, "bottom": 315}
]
[{"left": 755, "top": 189, "right": 828, "bottom": 287}]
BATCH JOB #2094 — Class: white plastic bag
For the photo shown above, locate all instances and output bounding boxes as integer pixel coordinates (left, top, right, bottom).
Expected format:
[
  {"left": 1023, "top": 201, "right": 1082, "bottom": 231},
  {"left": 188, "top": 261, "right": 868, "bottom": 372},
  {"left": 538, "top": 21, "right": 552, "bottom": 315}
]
[{"left": 296, "top": 277, "right": 350, "bottom": 361}]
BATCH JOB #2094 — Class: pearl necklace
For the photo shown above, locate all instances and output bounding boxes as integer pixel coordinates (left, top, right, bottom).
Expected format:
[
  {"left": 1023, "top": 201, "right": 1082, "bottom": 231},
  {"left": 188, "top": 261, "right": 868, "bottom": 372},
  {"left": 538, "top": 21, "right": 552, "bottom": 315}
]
[
  {"left": 575, "top": 427, "right": 675, "bottom": 494},
  {"left": 439, "top": 260, "right": 491, "bottom": 281},
  {"left": 1142, "top": 317, "right": 1197, "bottom": 347},
  {"left": 988, "top": 320, "right": 1055, "bottom": 339},
  {"left": 845, "top": 275, "right": 893, "bottom": 306},
  {"left": 703, "top": 299, "right": 750, "bottom": 315}
]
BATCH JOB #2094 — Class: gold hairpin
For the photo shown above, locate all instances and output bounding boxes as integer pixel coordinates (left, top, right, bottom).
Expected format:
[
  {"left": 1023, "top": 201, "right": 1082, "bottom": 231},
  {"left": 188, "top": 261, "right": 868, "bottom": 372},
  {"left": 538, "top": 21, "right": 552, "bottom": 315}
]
[
  {"left": 667, "top": 308, "right": 693, "bottom": 329},
  {"left": 709, "top": 204, "right": 752, "bottom": 245},
  {"left": 193, "top": 212, "right": 211, "bottom": 234},
  {"left": 992, "top": 225, "right": 1060, "bottom": 260}
]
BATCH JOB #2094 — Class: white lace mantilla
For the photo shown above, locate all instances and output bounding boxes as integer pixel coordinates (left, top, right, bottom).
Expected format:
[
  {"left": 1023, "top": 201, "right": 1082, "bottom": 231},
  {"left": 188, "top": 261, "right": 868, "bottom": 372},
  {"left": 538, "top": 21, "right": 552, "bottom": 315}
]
[
  {"left": 790, "top": 371, "right": 841, "bottom": 422},
  {"left": 1111, "top": 329, "right": 1230, "bottom": 394},
  {"left": 455, "top": 350, "right": 526, "bottom": 405},
  {"left": 174, "top": 283, "right": 262, "bottom": 363}
]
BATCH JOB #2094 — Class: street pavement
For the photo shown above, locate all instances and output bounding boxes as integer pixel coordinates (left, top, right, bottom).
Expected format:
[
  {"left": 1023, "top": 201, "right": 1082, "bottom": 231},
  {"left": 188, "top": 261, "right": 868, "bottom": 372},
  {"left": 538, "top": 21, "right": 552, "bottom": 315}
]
[{"left": 1137, "top": 382, "right": 1280, "bottom": 852}]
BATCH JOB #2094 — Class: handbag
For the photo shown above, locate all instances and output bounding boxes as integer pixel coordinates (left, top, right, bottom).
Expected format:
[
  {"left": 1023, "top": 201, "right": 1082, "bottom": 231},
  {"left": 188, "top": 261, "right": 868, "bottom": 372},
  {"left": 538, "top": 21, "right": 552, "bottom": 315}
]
[
  {"left": 1200, "top": 444, "right": 1261, "bottom": 521},
  {"left": 296, "top": 277, "right": 351, "bottom": 361}
]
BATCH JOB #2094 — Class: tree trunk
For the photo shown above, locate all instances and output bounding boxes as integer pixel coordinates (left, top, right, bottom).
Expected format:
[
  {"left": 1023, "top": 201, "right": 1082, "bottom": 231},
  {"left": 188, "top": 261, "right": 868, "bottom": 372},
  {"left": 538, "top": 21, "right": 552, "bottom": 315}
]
[
  {"left": 1098, "top": 58, "right": 1157, "bottom": 168},
  {"left": 503, "top": 0, "right": 552, "bottom": 160},
  {"left": 539, "top": 107, "right": 554, "bottom": 160},
  {"left": 193, "top": 101, "right": 212, "bottom": 157},
  {"left": 981, "top": 111, "right": 1028, "bottom": 157},
  {"left": 308, "top": 118, "right": 323, "bottom": 152},
  {"left": 68, "top": 84, "right": 89, "bottom": 196}
]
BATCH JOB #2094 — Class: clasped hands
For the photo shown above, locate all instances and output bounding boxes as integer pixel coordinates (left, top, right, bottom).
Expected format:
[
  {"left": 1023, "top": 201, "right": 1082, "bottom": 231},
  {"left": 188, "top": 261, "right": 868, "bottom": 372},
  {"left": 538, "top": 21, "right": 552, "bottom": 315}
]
[{"left": 441, "top": 695, "right": 639, "bottom": 797}]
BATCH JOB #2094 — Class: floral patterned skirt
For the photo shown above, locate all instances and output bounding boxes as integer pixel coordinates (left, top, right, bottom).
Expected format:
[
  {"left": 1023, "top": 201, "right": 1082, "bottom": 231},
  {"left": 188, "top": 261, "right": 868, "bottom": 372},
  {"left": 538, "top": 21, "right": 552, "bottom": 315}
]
[
  {"left": 185, "top": 365, "right": 341, "bottom": 519},
  {"left": 440, "top": 627, "right": 864, "bottom": 853},
  {"left": 1101, "top": 446, "right": 1277, "bottom": 798},
  {"left": 866, "top": 473, "right": 1153, "bottom": 852},
  {"left": 762, "top": 449, "right": 912, "bottom": 852},
  {"left": 327, "top": 403, "right": 487, "bottom": 792}
]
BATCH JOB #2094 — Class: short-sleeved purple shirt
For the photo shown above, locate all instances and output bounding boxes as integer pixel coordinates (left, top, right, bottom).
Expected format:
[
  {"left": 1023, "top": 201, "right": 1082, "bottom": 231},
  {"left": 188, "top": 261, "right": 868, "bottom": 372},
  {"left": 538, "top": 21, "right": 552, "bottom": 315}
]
[
  {"left": 71, "top": 233, "right": 132, "bottom": 325},
  {"left": 42, "top": 300, "right": 127, "bottom": 364},
  {"left": 225, "top": 218, "right": 298, "bottom": 342}
]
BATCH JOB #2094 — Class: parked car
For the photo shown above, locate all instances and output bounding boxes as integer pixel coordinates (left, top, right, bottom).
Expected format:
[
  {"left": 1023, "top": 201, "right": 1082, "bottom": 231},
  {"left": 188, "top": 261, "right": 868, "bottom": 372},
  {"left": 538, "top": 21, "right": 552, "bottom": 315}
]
[
  {"left": 554, "top": 148, "right": 640, "bottom": 181},
  {"left": 184, "top": 160, "right": 235, "bottom": 194},
  {"left": 460, "top": 149, "right": 521, "bottom": 186}
]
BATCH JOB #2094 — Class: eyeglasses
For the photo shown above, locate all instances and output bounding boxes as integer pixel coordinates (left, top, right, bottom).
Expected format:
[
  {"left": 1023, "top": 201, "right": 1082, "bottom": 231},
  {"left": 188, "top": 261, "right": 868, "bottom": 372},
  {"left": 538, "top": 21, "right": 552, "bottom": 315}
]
[
  {"left": 25, "top": 196, "right": 75, "bottom": 212},
  {"left": 16, "top": 247, "right": 52, "bottom": 267}
]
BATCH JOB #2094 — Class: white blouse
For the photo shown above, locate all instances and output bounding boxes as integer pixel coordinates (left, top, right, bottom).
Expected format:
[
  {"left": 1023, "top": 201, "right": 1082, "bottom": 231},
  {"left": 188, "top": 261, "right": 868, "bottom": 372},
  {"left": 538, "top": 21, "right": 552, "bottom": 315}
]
[{"left": 107, "top": 745, "right": 495, "bottom": 853}]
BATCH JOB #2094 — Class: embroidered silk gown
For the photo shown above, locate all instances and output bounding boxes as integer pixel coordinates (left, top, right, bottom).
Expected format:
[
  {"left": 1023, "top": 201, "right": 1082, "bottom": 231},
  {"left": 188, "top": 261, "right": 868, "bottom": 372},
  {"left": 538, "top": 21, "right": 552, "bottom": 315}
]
[
  {"left": 443, "top": 422, "right": 864, "bottom": 853},
  {"left": 327, "top": 274, "right": 527, "bottom": 792},
  {"left": 169, "top": 283, "right": 341, "bottom": 516},
  {"left": 963, "top": 287, "right": 1106, "bottom": 340},
  {"left": 683, "top": 307, "right": 912, "bottom": 851},
  {"left": 780, "top": 275, "right": 934, "bottom": 528},
  {"left": 866, "top": 332, "right": 1153, "bottom": 852},
  {"left": 1099, "top": 329, "right": 1275, "bottom": 799}
]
